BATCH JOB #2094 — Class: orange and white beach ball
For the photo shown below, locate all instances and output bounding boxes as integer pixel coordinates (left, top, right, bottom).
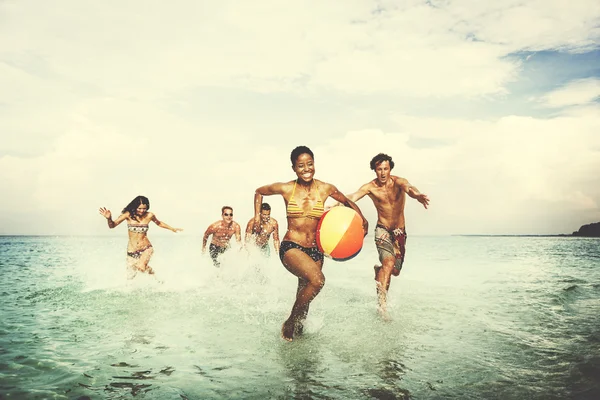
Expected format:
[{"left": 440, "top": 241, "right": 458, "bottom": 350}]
[{"left": 316, "top": 207, "right": 364, "bottom": 261}]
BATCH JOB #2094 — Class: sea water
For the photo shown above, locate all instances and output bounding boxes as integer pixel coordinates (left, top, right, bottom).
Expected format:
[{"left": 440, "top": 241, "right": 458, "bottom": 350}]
[{"left": 0, "top": 235, "right": 599, "bottom": 399}]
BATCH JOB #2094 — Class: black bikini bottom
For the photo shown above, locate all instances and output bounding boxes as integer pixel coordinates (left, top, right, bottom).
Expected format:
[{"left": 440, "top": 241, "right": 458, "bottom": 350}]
[
  {"left": 127, "top": 245, "right": 153, "bottom": 259},
  {"left": 279, "top": 241, "right": 324, "bottom": 263}
]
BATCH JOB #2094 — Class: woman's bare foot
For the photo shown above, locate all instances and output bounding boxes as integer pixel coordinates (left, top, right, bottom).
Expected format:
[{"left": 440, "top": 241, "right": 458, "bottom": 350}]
[
  {"left": 294, "top": 320, "right": 304, "bottom": 336},
  {"left": 377, "top": 305, "right": 391, "bottom": 321},
  {"left": 281, "top": 317, "right": 305, "bottom": 341},
  {"left": 137, "top": 265, "right": 154, "bottom": 274},
  {"left": 281, "top": 319, "right": 295, "bottom": 342}
]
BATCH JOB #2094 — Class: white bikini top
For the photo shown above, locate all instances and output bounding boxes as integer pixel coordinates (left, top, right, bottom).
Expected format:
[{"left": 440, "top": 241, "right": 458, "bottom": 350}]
[{"left": 127, "top": 224, "right": 149, "bottom": 233}]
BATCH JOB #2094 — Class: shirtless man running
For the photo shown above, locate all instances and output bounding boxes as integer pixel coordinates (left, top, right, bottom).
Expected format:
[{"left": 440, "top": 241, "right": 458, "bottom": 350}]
[
  {"left": 345, "top": 153, "right": 429, "bottom": 318},
  {"left": 245, "top": 203, "right": 280, "bottom": 256},
  {"left": 202, "top": 206, "right": 242, "bottom": 267}
]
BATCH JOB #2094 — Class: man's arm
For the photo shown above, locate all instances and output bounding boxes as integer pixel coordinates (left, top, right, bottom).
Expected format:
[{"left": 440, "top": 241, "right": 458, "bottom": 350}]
[
  {"left": 397, "top": 177, "right": 430, "bottom": 209},
  {"left": 202, "top": 223, "right": 215, "bottom": 253},
  {"left": 345, "top": 183, "right": 371, "bottom": 203},
  {"left": 234, "top": 223, "right": 242, "bottom": 243},
  {"left": 254, "top": 182, "right": 286, "bottom": 230},
  {"left": 272, "top": 220, "right": 280, "bottom": 254},
  {"left": 329, "top": 182, "right": 370, "bottom": 208},
  {"left": 244, "top": 219, "right": 254, "bottom": 245},
  {"left": 328, "top": 185, "right": 369, "bottom": 236}
]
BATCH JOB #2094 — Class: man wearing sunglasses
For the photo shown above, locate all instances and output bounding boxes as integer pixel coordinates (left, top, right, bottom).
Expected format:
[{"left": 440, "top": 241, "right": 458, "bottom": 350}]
[{"left": 202, "top": 206, "right": 242, "bottom": 267}]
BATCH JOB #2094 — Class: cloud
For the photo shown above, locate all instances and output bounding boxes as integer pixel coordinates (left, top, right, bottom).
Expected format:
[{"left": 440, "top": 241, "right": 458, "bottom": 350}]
[
  {"left": 447, "top": 0, "right": 600, "bottom": 51},
  {"left": 1, "top": 0, "right": 598, "bottom": 99},
  {"left": 0, "top": 1, "right": 599, "bottom": 235},
  {"left": 538, "top": 78, "right": 600, "bottom": 108},
  {"left": 1, "top": 103, "right": 599, "bottom": 235},
  {"left": 385, "top": 109, "right": 600, "bottom": 234}
]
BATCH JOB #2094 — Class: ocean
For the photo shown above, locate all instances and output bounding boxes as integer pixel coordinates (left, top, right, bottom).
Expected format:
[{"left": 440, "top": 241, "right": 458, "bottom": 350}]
[{"left": 0, "top": 234, "right": 599, "bottom": 399}]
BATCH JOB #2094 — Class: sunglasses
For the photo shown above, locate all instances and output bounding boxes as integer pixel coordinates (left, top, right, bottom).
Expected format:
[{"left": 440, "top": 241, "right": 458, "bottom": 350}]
[{"left": 223, "top": 213, "right": 233, "bottom": 216}]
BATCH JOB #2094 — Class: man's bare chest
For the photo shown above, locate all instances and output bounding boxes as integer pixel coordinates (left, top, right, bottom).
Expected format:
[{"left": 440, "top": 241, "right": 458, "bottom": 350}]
[
  {"left": 371, "top": 187, "right": 402, "bottom": 204},
  {"left": 216, "top": 225, "right": 235, "bottom": 237}
]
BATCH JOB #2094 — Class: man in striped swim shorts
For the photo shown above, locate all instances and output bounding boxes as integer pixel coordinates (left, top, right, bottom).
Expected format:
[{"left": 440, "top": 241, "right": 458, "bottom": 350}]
[{"left": 342, "top": 153, "right": 430, "bottom": 319}]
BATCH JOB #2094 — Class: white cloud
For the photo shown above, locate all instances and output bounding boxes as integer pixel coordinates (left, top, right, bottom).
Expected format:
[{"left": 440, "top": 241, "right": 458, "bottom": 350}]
[
  {"left": 1, "top": 105, "right": 599, "bottom": 235},
  {"left": 1, "top": 0, "right": 598, "bottom": 98},
  {"left": 538, "top": 78, "right": 600, "bottom": 108},
  {"left": 0, "top": 0, "right": 599, "bottom": 235},
  {"left": 442, "top": 0, "right": 599, "bottom": 50},
  {"left": 386, "top": 109, "right": 600, "bottom": 234}
]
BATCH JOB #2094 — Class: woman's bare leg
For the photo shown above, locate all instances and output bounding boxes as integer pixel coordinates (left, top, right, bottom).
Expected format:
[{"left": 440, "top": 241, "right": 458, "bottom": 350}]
[
  {"left": 280, "top": 249, "right": 324, "bottom": 341},
  {"left": 137, "top": 247, "right": 155, "bottom": 275}
]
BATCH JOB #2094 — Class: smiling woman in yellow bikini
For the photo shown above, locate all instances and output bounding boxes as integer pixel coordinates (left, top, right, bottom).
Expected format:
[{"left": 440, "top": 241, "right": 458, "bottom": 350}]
[
  {"left": 99, "top": 195, "right": 182, "bottom": 279},
  {"left": 253, "top": 146, "right": 368, "bottom": 341}
]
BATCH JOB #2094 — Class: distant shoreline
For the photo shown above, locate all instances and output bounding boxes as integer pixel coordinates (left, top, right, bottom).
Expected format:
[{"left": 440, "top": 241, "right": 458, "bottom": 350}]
[
  {"left": 453, "top": 234, "right": 596, "bottom": 238},
  {"left": 1, "top": 234, "right": 598, "bottom": 238}
]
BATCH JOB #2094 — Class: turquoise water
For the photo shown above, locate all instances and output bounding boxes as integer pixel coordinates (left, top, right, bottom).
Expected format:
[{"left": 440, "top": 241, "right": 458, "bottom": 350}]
[{"left": 1, "top": 235, "right": 599, "bottom": 399}]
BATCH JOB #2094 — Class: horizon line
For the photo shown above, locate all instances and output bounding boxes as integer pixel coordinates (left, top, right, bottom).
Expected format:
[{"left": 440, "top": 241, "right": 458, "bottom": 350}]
[{"left": 0, "top": 233, "right": 594, "bottom": 238}]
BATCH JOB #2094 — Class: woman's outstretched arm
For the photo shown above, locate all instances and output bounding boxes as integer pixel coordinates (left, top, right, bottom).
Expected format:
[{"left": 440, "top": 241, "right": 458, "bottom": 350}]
[
  {"left": 99, "top": 207, "right": 128, "bottom": 229},
  {"left": 151, "top": 214, "right": 183, "bottom": 232}
]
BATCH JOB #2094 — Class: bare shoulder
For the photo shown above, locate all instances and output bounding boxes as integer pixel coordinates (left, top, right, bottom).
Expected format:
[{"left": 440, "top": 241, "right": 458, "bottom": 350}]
[
  {"left": 316, "top": 179, "right": 337, "bottom": 193},
  {"left": 394, "top": 176, "right": 415, "bottom": 195},
  {"left": 282, "top": 180, "right": 297, "bottom": 191},
  {"left": 277, "top": 180, "right": 297, "bottom": 195},
  {"left": 259, "top": 180, "right": 294, "bottom": 195},
  {"left": 392, "top": 175, "right": 409, "bottom": 187}
]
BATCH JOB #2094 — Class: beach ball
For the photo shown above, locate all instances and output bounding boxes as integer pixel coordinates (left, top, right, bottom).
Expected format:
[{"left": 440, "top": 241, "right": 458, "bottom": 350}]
[{"left": 316, "top": 207, "right": 364, "bottom": 261}]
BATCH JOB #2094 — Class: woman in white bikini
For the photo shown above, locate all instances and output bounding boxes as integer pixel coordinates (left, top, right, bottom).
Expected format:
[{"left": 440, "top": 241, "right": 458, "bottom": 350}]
[{"left": 99, "top": 195, "right": 182, "bottom": 279}]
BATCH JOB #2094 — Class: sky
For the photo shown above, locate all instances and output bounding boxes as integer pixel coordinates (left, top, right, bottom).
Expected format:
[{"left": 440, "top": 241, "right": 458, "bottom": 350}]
[{"left": 0, "top": 0, "right": 599, "bottom": 236}]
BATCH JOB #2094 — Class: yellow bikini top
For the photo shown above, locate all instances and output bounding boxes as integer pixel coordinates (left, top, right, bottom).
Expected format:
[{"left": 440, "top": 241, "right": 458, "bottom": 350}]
[{"left": 286, "top": 181, "right": 325, "bottom": 219}]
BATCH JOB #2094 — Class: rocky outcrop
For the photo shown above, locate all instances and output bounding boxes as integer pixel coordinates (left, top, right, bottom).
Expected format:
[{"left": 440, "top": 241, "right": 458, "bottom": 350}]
[{"left": 572, "top": 222, "right": 600, "bottom": 237}]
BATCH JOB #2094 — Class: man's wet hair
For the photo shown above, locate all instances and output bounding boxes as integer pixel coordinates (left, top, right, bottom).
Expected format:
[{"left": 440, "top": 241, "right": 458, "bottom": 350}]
[
  {"left": 221, "top": 206, "right": 233, "bottom": 214},
  {"left": 261, "top": 203, "right": 271, "bottom": 211},
  {"left": 290, "top": 146, "right": 314, "bottom": 167},
  {"left": 370, "top": 153, "right": 395, "bottom": 171}
]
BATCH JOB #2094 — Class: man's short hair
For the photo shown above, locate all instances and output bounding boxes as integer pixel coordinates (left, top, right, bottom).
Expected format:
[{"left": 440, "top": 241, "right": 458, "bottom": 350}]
[
  {"left": 221, "top": 206, "right": 233, "bottom": 214},
  {"left": 290, "top": 146, "right": 314, "bottom": 167},
  {"left": 370, "top": 153, "right": 395, "bottom": 171},
  {"left": 261, "top": 203, "right": 271, "bottom": 211}
]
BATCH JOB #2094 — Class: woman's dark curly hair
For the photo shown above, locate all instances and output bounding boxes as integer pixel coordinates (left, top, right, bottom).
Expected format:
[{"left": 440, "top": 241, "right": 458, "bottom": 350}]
[{"left": 122, "top": 195, "right": 150, "bottom": 221}]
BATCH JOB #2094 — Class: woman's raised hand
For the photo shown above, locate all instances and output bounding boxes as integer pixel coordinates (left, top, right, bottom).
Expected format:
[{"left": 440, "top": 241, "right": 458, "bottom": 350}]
[{"left": 99, "top": 207, "right": 112, "bottom": 220}]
